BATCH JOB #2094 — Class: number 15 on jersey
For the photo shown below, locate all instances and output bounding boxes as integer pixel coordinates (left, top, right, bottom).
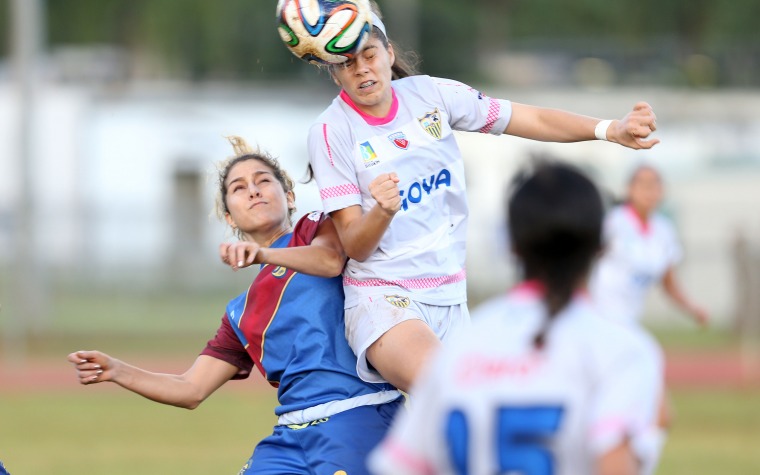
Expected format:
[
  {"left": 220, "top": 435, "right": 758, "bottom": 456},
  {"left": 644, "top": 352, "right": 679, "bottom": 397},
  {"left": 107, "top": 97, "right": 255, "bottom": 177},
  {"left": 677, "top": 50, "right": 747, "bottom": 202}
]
[{"left": 446, "top": 405, "right": 564, "bottom": 475}]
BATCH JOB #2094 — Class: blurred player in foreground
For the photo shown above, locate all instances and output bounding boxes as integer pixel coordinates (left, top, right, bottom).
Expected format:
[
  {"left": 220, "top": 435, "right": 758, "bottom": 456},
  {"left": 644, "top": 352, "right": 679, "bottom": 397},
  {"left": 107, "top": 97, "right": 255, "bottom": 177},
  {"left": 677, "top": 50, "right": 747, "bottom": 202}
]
[
  {"left": 68, "top": 137, "right": 403, "bottom": 475},
  {"left": 306, "top": 1, "right": 661, "bottom": 394},
  {"left": 368, "top": 162, "right": 664, "bottom": 475}
]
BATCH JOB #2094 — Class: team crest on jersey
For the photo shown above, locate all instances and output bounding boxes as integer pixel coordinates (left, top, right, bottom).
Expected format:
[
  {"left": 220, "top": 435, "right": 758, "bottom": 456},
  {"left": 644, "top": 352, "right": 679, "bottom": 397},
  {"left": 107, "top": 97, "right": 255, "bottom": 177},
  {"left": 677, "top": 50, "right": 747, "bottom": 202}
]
[
  {"left": 388, "top": 131, "right": 409, "bottom": 150},
  {"left": 418, "top": 108, "right": 442, "bottom": 140},
  {"left": 307, "top": 211, "right": 321, "bottom": 222},
  {"left": 360, "top": 141, "right": 380, "bottom": 168},
  {"left": 272, "top": 266, "right": 287, "bottom": 278},
  {"left": 384, "top": 294, "right": 411, "bottom": 308}
]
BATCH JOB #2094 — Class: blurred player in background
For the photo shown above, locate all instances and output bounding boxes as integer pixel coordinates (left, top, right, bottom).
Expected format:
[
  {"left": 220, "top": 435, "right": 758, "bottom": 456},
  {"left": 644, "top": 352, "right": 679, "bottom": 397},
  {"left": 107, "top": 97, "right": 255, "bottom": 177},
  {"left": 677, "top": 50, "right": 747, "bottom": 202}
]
[
  {"left": 68, "top": 137, "right": 403, "bottom": 475},
  {"left": 306, "top": 1, "right": 661, "bottom": 393},
  {"left": 589, "top": 163, "right": 709, "bottom": 470},
  {"left": 590, "top": 163, "right": 709, "bottom": 328},
  {"left": 368, "top": 161, "right": 664, "bottom": 475}
]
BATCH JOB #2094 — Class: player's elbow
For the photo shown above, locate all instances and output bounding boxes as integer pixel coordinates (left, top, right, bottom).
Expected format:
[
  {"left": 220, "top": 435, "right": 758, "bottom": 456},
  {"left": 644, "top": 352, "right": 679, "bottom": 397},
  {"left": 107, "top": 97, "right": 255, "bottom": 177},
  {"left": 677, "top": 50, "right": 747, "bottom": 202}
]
[
  {"left": 319, "top": 265, "right": 345, "bottom": 278},
  {"left": 345, "top": 246, "right": 371, "bottom": 263},
  {"left": 339, "top": 232, "right": 376, "bottom": 262},
  {"left": 322, "top": 252, "right": 348, "bottom": 277},
  {"left": 179, "top": 394, "right": 206, "bottom": 410},
  {"left": 176, "top": 384, "right": 211, "bottom": 410}
]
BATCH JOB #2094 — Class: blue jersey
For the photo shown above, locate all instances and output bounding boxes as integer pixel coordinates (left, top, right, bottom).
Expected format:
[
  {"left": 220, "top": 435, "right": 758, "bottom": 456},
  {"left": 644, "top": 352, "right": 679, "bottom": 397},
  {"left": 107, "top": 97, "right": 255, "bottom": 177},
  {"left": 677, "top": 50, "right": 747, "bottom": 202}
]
[{"left": 203, "top": 212, "right": 395, "bottom": 417}]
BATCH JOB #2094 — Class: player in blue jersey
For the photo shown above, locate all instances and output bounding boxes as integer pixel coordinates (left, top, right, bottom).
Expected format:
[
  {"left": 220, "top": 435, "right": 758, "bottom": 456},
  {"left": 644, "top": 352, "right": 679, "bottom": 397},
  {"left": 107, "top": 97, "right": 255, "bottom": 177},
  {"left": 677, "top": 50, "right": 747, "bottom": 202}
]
[
  {"left": 305, "top": 1, "right": 661, "bottom": 393},
  {"left": 67, "top": 136, "right": 403, "bottom": 475}
]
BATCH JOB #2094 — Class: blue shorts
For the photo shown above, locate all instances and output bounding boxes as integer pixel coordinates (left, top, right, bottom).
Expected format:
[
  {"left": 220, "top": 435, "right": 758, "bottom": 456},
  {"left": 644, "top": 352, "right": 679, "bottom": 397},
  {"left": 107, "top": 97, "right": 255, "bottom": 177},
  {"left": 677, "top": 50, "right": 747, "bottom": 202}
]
[
  {"left": 0, "top": 460, "right": 10, "bottom": 475},
  {"left": 239, "top": 399, "right": 403, "bottom": 475}
]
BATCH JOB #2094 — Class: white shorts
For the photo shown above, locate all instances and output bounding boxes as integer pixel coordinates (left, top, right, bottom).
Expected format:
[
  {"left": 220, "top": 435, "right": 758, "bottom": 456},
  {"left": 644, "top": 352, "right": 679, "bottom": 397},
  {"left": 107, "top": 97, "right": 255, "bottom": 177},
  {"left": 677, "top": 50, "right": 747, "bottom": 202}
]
[{"left": 345, "top": 293, "right": 470, "bottom": 383}]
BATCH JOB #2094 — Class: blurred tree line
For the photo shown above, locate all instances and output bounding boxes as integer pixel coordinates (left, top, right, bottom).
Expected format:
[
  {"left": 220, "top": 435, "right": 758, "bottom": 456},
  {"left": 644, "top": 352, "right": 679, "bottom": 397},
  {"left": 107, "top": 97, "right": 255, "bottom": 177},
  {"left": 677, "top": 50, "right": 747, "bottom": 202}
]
[{"left": 1, "top": 0, "right": 759, "bottom": 87}]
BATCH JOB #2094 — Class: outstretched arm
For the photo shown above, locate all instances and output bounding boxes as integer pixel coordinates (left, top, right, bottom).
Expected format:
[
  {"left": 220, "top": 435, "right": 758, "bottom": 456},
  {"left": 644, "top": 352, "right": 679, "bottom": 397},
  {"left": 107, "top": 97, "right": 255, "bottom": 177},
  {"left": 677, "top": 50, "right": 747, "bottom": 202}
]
[
  {"left": 67, "top": 351, "right": 238, "bottom": 409},
  {"left": 661, "top": 267, "right": 709, "bottom": 327},
  {"left": 220, "top": 216, "right": 348, "bottom": 277},
  {"left": 505, "top": 101, "right": 659, "bottom": 150}
]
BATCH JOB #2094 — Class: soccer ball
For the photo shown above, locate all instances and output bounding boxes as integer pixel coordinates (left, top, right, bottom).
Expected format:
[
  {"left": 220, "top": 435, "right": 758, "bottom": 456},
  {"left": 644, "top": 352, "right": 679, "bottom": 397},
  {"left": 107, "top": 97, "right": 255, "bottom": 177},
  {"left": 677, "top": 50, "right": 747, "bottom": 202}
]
[{"left": 276, "top": 0, "right": 373, "bottom": 65}]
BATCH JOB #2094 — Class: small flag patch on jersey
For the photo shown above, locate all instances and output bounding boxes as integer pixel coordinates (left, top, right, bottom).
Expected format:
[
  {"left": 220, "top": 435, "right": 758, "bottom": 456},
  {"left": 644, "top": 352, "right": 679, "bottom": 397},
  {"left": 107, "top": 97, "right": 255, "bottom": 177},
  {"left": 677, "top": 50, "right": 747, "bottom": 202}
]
[
  {"left": 384, "top": 295, "right": 411, "bottom": 308},
  {"left": 388, "top": 131, "right": 409, "bottom": 150},
  {"left": 360, "top": 141, "right": 379, "bottom": 168}
]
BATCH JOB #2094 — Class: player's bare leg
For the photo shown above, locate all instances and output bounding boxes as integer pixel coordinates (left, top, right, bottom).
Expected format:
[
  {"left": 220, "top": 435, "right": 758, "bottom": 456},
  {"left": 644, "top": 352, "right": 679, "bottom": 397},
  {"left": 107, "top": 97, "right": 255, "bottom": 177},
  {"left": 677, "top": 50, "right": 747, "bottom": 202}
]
[{"left": 366, "top": 319, "right": 441, "bottom": 393}]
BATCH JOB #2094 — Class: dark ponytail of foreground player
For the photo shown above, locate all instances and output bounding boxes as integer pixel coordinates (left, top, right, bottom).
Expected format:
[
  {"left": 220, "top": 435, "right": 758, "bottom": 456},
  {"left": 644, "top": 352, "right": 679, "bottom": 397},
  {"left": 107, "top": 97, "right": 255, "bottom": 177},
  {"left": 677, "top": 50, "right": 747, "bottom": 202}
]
[{"left": 507, "top": 161, "right": 604, "bottom": 349}]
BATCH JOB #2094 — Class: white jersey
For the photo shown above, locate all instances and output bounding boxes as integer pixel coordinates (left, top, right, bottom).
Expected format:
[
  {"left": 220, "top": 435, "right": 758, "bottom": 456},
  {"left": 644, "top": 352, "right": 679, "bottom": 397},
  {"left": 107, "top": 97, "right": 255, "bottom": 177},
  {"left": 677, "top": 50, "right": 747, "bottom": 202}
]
[
  {"left": 308, "top": 75, "right": 512, "bottom": 308},
  {"left": 369, "top": 282, "right": 664, "bottom": 475},
  {"left": 590, "top": 205, "right": 683, "bottom": 326}
]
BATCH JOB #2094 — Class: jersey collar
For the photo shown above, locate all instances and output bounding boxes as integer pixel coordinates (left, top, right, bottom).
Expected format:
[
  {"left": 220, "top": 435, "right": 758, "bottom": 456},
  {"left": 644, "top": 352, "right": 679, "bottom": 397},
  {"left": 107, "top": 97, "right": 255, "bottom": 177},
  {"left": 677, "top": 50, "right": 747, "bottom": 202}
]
[
  {"left": 510, "top": 280, "right": 545, "bottom": 299},
  {"left": 624, "top": 204, "right": 651, "bottom": 235},
  {"left": 339, "top": 88, "right": 398, "bottom": 126},
  {"left": 509, "top": 280, "right": 590, "bottom": 301},
  {"left": 270, "top": 231, "right": 293, "bottom": 249}
]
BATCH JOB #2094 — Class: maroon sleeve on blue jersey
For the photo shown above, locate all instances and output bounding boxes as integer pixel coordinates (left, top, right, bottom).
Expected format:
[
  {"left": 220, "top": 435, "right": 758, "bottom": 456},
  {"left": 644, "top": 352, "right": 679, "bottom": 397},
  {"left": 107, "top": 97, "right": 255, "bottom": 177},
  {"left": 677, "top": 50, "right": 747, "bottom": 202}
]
[
  {"left": 289, "top": 211, "right": 325, "bottom": 248},
  {"left": 200, "top": 315, "right": 254, "bottom": 380}
]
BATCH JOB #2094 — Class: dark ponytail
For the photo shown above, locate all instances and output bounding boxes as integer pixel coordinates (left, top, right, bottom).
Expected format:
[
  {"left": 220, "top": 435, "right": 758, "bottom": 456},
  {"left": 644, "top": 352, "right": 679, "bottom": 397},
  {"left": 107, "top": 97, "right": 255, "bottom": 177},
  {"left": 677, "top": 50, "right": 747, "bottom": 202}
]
[
  {"left": 507, "top": 161, "right": 604, "bottom": 349},
  {"left": 369, "top": 1, "right": 420, "bottom": 79}
]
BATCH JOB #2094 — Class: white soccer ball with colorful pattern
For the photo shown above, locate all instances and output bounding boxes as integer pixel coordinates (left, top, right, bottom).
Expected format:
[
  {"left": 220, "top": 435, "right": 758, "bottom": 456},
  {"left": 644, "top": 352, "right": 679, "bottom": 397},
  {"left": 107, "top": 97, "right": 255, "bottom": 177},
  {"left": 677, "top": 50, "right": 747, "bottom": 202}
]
[{"left": 276, "top": 0, "right": 373, "bottom": 65}]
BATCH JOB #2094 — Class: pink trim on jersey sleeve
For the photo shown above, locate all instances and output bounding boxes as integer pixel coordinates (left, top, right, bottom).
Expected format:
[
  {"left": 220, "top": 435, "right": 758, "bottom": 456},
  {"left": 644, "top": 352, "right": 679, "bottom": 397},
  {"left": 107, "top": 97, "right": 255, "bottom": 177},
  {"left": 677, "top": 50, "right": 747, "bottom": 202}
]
[
  {"left": 380, "top": 438, "right": 435, "bottom": 475},
  {"left": 589, "top": 415, "right": 638, "bottom": 453},
  {"left": 339, "top": 89, "right": 399, "bottom": 126},
  {"left": 479, "top": 98, "right": 501, "bottom": 133},
  {"left": 322, "top": 124, "right": 334, "bottom": 167},
  {"left": 590, "top": 416, "right": 629, "bottom": 437},
  {"left": 344, "top": 269, "right": 466, "bottom": 290},
  {"left": 319, "top": 184, "right": 361, "bottom": 201}
]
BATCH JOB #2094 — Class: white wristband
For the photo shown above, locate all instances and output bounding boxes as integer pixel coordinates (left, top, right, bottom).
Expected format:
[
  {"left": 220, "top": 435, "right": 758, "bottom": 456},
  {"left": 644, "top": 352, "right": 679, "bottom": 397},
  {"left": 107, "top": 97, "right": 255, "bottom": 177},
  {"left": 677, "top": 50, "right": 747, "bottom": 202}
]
[{"left": 595, "top": 120, "right": 612, "bottom": 141}]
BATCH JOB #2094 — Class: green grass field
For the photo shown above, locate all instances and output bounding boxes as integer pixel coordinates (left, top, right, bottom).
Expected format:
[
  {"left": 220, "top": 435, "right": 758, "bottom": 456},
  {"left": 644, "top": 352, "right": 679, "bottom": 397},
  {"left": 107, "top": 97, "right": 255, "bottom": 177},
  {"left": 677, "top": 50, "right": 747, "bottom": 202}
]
[
  {"left": 1, "top": 385, "right": 758, "bottom": 474},
  {"left": 0, "top": 388, "right": 278, "bottom": 475},
  {"left": 658, "top": 389, "right": 760, "bottom": 474}
]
